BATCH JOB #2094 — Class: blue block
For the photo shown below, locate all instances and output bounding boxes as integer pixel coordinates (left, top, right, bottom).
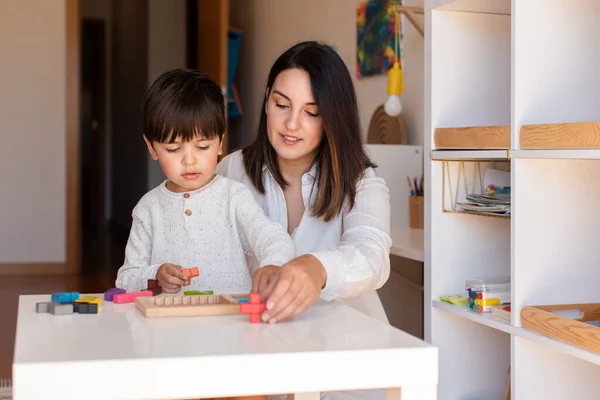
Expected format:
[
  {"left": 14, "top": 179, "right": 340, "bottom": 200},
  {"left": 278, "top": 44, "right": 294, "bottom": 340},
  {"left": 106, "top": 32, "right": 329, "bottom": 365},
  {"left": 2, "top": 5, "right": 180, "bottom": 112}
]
[
  {"left": 51, "top": 292, "right": 79, "bottom": 304},
  {"left": 237, "top": 297, "right": 249, "bottom": 303}
]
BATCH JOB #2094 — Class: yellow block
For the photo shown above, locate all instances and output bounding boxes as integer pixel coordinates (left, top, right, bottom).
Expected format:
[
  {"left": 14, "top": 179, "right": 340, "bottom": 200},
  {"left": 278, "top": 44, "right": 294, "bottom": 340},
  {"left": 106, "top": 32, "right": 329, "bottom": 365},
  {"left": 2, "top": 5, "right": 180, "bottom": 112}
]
[
  {"left": 76, "top": 296, "right": 102, "bottom": 307},
  {"left": 474, "top": 298, "right": 501, "bottom": 306}
]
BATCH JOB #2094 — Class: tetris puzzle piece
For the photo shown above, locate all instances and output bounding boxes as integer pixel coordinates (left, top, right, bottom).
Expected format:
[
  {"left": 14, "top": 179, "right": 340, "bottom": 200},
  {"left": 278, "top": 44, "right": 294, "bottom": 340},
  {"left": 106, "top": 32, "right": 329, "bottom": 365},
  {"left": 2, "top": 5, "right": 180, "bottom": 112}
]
[
  {"left": 48, "top": 302, "right": 74, "bottom": 316},
  {"left": 239, "top": 293, "right": 267, "bottom": 323},
  {"left": 76, "top": 296, "right": 102, "bottom": 308},
  {"left": 184, "top": 290, "right": 214, "bottom": 296},
  {"left": 113, "top": 290, "right": 152, "bottom": 304},
  {"left": 36, "top": 302, "right": 50, "bottom": 313},
  {"left": 146, "top": 279, "right": 161, "bottom": 296},
  {"left": 74, "top": 302, "right": 99, "bottom": 314},
  {"left": 104, "top": 288, "right": 126, "bottom": 301},
  {"left": 182, "top": 267, "right": 199, "bottom": 284},
  {"left": 51, "top": 292, "right": 80, "bottom": 304}
]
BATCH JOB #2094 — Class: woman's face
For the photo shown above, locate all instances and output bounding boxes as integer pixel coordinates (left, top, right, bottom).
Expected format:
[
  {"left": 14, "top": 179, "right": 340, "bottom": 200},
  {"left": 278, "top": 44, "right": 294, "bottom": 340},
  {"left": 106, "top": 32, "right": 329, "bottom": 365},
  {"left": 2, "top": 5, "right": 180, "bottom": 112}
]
[{"left": 265, "top": 68, "right": 324, "bottom": 165}]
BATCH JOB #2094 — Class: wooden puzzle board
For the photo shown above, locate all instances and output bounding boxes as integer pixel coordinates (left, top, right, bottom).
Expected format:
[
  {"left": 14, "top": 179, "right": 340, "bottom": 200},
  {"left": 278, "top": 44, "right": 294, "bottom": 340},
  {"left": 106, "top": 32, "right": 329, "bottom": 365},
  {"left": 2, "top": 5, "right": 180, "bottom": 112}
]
[{"left": 135, "top": 294, "right": 246, "bottom": 318}]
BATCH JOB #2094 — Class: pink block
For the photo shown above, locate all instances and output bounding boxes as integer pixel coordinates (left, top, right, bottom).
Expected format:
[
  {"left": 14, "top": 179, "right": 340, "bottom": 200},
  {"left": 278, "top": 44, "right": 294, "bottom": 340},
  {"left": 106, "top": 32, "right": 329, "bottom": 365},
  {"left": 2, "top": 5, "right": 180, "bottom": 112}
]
[{"left": 113, "top": 290, "right": 152, "bottom": 304}]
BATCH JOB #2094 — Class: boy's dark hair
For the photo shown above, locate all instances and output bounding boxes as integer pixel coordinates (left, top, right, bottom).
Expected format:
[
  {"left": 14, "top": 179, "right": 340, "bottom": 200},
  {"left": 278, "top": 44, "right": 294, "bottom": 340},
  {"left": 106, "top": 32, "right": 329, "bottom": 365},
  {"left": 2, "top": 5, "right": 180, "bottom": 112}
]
[
  {"left": 243, "top": 41, "right": 376, "bottom": 222},
  {"left": 142, "top": 69, "right": 225, "bottom": 143}
]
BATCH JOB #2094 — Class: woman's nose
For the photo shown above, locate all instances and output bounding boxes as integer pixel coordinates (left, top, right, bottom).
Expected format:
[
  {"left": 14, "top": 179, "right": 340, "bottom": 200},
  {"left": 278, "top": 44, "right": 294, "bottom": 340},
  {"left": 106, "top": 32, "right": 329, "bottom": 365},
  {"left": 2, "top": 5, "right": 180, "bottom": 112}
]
[{"left": 285, "top": 111, "right": 300, "bottom": 131}]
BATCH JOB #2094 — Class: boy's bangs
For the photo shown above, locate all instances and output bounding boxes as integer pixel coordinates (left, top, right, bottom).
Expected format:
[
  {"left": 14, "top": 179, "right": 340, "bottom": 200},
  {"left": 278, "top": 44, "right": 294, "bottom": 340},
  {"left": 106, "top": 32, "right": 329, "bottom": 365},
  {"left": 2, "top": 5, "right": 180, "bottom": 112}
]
[{"left": 154, "top": 102, "right": 223, "bottom": 143}]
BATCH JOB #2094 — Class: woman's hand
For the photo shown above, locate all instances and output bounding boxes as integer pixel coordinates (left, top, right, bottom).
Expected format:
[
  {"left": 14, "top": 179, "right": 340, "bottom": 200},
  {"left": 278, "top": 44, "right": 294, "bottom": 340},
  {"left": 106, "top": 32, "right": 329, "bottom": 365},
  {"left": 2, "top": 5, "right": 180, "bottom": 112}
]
[{"left": 252, "top": 254, "right": 327, "bottom": 323}]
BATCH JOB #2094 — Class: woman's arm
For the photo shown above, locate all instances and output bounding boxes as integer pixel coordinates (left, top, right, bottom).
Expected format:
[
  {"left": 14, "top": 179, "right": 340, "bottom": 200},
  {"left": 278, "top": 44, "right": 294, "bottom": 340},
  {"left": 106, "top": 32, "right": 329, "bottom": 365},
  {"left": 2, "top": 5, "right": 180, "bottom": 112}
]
[
  {"left": 257, "top": 170, "right": 392, "bottom": 323},
  {"left": 312, "top": 170, "right": 392, "bottom": 300}
]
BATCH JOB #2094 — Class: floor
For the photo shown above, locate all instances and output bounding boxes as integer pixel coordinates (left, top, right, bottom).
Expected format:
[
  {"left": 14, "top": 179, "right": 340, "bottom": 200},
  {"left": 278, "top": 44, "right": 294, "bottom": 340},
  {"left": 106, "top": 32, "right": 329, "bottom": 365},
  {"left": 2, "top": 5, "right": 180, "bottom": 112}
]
[{"left": 0, "top": 225, "right": 127, "bottom": 380}]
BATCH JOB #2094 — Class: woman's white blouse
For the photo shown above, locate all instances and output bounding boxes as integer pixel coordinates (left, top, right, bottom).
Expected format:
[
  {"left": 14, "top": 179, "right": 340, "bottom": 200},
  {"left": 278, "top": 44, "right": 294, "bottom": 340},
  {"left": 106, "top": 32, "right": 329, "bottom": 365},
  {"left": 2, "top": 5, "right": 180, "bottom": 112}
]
[{"left": 216, "top": 150, "right": 392, "bottom": 323}]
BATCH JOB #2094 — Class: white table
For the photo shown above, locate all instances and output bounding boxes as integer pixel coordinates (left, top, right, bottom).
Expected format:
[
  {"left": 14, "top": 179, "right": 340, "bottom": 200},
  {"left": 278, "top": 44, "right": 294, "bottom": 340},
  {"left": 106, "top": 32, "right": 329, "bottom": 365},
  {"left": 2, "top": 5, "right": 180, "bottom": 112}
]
[
  {"left": 13, "top": 294, "right": 437, "bottom": 400},
  {"left": 390, "top": 227, "right": 424, "bottom": 262}
]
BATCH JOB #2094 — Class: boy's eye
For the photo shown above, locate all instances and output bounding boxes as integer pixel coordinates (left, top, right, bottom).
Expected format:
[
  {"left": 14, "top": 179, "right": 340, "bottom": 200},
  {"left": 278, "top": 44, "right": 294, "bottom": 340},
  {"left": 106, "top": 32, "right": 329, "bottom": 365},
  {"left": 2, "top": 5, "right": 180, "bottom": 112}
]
[
  {"left": 197, "top": 146, "right": 209, "bottom": 150},
  {"left": 166, "top": 148, "right": 180, "bottom": 153}
]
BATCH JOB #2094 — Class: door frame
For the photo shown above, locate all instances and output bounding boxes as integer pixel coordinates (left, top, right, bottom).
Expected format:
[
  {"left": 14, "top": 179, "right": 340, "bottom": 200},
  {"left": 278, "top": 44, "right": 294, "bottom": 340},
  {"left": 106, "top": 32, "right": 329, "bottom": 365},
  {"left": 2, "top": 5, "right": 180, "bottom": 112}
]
[{"left": 66, "top": 0, "right": 81, "bottom": 274}]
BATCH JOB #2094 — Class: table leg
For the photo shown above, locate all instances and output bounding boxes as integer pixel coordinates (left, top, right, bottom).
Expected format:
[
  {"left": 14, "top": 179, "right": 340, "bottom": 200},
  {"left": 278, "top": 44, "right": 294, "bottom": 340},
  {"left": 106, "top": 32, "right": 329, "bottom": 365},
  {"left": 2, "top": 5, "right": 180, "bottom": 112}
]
[
  {"left": 287, "top": 392, "right": 320, "bottom": 400},
  {"left": 387, "top": 386, "right": 437, "bottom": 400}
]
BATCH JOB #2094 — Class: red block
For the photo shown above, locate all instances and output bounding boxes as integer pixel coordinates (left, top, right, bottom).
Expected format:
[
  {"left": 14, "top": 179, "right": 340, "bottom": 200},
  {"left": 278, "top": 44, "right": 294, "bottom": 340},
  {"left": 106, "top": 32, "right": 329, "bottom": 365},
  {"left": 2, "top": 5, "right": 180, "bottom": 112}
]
[
  {"left": 240, "top": 293, "right": 266, "bottom": 323},
  {"left": 182, "top": 267, "right": 200, "bottom": 285},
  {"left": 113, "top": 290, "right": 152, "bottom": 304}
]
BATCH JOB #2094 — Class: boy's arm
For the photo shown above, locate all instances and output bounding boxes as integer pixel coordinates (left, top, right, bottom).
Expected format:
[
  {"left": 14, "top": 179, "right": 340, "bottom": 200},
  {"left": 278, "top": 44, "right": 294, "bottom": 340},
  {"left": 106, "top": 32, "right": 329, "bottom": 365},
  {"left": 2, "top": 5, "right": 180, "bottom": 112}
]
[
  {"left": 115, "top": 207, "right": 163, "bottom": 292},
  {"left": 233, "top": 186, "right": 296, "bottom": 270}
]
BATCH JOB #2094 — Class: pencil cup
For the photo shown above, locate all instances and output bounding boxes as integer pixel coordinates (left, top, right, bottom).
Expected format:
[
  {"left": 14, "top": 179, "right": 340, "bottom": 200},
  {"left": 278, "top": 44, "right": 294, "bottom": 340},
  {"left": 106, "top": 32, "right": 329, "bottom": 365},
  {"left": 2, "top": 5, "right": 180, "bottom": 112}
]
[{"left": 409, "top": 196, "right": 424, "bottom": 229}]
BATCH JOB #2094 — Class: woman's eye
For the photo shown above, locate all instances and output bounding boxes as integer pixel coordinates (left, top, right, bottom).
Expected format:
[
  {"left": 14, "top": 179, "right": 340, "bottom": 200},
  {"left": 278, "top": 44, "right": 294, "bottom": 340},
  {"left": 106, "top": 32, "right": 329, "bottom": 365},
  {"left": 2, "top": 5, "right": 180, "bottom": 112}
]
[
  {"left": 306, "top": 111, "right": 319, "bottom": 117},
  {"left": 275, "top": 103, "right": 288, "bottom": 109}
]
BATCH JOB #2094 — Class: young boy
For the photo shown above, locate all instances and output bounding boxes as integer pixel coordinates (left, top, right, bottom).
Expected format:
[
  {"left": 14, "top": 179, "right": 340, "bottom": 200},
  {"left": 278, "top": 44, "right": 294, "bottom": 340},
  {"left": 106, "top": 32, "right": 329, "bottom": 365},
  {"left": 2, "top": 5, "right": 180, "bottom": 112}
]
[{"left": 116, "top": 69, "right": 295, "bottom": 295}]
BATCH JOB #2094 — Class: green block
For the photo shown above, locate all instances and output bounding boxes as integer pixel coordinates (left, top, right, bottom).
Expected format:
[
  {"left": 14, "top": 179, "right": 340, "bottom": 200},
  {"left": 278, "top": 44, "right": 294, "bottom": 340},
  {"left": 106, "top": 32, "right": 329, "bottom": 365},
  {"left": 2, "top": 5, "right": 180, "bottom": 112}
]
[{"left": 184, "top": 290, "right": 214, "bottom": 296}]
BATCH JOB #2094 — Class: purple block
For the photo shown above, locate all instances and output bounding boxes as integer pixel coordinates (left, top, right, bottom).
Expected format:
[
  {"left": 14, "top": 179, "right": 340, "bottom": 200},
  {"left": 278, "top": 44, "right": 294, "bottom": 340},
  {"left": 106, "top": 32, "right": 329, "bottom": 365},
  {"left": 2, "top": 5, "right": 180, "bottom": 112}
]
[{"left": 104, "top": 288, "right": 126, "bottom": 301}]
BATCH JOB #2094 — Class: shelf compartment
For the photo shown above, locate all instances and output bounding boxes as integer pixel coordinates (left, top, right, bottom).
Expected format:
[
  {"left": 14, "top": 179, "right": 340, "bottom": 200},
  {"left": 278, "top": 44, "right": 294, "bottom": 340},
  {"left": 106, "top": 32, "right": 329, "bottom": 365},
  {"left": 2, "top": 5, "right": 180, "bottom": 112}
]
[
  {"left": 433, "top": 300, "right": 513, "bottom": 334},
  {"left": 521, "top": 303, "right": 600, "bottom": 354},
  {"left": 511, "top": 149, "right": 600, "bottom": 160},
  {"left": 435, "top": 301, "right": 600, "bottom": 366},
  {"left": 520, "top": 121, "right": 600, "bottom": 149},
  {"left": 434, "top": 125, "right": 510, "bottom": 149},
  {"left": 441, "top": 159, "right": 511, "bottom": 218},
  {"left": 431, "top": 149, "right": 509, "bottom": 161},
  {"left": 427, "top": 0, "right": 511, "bottom": 15}
]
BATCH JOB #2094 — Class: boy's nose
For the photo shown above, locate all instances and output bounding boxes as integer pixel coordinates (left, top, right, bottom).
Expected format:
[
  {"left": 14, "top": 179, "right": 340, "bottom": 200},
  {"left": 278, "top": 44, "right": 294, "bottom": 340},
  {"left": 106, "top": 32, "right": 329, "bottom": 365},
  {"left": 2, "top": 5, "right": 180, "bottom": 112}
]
[{"left": 182, "top": 151, "right": 196, "bottom": 165}]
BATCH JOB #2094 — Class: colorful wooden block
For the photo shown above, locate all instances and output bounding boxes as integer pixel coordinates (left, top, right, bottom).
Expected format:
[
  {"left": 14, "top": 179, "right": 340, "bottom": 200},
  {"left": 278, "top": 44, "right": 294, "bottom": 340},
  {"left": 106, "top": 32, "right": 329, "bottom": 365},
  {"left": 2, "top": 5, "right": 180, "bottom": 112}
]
[
  {"left": 76, "top": 296, "right": 102, "bottom": 307},
  {"left": 147, "top": 279, "right": 159, "bottom": 289},
  {"left": 36, "top": 302, "right": 50, "bottom": 313},
  {"left": 239, "top": 293, "right": 266, "bottom": 323},
  {"left": 74, "top": 302, "right": 99, "bottom": 314},
  {"left": 184, "top": 290, "right": 214, "bottom": 296},
  {"left": 51, "top": 292, "right": 79, "bottom": 304},
  {"left": 104, "top": 288, "right": 126, "bottom": 301},
  {"left": 113, "top": 290, "right": 152, "bottom": 304},
  {"left": 148, "top": 287, "right": 161, "bottom": 296},
  {"left": 48, "top": 302, "right": 74, "bottom": 316},
  {"left": 182, "top": 266, "right": 199, "bottom": 282}
]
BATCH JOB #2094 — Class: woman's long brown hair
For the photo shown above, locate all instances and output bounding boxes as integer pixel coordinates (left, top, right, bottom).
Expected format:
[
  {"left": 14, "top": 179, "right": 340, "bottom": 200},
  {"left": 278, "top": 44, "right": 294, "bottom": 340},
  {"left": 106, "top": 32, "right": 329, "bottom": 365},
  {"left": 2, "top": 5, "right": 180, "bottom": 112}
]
[{"left": 242, "top": 41, "right": 375, "bottom": 222}]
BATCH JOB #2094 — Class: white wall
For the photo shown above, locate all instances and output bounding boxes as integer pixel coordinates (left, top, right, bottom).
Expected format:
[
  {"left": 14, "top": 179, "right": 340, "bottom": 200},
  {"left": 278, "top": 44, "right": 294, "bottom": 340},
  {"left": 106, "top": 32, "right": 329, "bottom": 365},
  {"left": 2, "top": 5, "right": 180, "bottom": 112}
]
[
  {"left": 147, "top": 0, "right": 187, "bottom": 189},
  {"left": 0, "top": 0, "right": 66, "bottom": 263},
  {"left": 228, "top": 0, "right": 424, "bottom": 149}
]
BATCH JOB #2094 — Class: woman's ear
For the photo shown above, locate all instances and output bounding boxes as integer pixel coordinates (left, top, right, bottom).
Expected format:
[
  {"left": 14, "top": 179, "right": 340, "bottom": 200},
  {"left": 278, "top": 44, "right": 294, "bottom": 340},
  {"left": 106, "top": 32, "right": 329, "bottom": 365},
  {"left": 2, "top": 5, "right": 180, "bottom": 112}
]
[{"left": 143, "top": 135, "right": 159, "bottom": 160}]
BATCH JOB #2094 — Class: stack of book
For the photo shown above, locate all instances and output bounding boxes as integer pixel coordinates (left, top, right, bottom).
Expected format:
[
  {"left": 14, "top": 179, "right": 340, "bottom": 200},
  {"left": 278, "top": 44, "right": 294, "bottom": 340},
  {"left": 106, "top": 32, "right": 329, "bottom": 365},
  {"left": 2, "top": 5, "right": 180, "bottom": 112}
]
[{"left": 457, "top": 185, "right": 511, "bottom": 216}]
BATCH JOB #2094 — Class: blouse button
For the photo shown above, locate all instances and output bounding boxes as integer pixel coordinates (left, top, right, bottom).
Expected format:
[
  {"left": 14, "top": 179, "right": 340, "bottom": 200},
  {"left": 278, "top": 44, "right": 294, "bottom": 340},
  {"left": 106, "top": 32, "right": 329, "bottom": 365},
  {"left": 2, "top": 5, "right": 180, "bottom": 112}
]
[
  {"left": 183, "top": 193, "right": 190, "bottom": 199},
  {"left": 185, "top": 209, "right": 192, "bottom": 216}
]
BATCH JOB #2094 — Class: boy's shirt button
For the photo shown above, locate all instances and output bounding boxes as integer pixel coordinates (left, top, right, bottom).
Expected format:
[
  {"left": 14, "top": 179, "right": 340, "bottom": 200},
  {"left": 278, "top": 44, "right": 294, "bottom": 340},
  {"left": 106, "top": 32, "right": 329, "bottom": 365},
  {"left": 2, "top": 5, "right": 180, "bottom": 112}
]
[
  {"left": 184, "top": 209, "right": 192, "bottom": 216},
  {"left": 183, "top": 193, "right": 190, "bottom": 198}
]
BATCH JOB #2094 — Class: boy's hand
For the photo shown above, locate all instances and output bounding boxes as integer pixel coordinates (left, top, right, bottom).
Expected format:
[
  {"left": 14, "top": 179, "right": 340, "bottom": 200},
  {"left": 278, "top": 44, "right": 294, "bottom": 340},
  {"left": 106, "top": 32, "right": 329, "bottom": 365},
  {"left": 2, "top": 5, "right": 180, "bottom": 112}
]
[
  {"left": 156, "top": 263, "right": 188, "bottom": 293},
  {"left": 251, "top": 265, "right": 281, "bottom": 300}
]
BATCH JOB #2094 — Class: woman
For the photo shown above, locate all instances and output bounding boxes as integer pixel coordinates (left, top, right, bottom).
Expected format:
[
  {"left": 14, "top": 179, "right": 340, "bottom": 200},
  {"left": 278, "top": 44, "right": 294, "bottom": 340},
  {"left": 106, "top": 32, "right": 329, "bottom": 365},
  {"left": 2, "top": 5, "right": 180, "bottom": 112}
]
[{"left": 217, "top": 40, "right": 392, "bottom": 325}]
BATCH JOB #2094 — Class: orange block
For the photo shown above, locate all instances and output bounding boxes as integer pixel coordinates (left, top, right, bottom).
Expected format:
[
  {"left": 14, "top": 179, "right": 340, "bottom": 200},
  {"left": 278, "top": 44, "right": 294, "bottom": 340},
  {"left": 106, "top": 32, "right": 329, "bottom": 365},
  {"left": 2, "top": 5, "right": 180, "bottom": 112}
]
[{"left": 182, "top": 267, "right": 199, "bottom": 278}]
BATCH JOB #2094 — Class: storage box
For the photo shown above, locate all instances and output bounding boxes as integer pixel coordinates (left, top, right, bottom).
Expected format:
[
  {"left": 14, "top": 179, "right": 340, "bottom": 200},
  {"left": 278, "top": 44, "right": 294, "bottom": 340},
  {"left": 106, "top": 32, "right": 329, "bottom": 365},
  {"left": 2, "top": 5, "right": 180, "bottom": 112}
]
[
  {"left": 465, "top": 277, "right": 510, "bottom": 313},
  {"left": 409, "top": 196, "right": 424, "bottom": 229},
  {"left": 521, "top": 303, "right": 600, "bottom": 354}
]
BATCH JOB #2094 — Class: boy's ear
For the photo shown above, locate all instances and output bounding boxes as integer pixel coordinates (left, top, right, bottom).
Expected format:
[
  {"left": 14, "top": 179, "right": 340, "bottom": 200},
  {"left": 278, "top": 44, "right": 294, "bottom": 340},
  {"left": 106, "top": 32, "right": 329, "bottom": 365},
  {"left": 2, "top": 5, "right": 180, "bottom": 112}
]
[
  {"left": 143, "top": 135, "right": 159, "bottom": 160},
  {"left": 218, "top": 134, "right": 225, "bottom": 156}
]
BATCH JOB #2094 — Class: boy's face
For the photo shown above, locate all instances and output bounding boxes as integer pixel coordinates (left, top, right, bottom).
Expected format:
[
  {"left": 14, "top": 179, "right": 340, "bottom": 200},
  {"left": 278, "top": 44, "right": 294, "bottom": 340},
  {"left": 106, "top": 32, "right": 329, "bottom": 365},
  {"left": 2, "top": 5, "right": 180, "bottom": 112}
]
[{"left": 144, "top": 134, "right": 223, "bottom": 193}]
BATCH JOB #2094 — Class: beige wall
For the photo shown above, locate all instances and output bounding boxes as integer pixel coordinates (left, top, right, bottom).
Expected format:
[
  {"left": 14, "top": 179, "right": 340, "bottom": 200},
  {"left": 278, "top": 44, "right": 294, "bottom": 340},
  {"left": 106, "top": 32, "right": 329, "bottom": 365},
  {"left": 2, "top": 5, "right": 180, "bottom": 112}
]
[
  {"left": 0, "top": 0, "right": 66, "bottom": 262},
  {"left": 147, "top": 0, "right": 187, "bottom": 189},
  {"left": 228, "top": 0, "right": 424, "bottom": 150}
]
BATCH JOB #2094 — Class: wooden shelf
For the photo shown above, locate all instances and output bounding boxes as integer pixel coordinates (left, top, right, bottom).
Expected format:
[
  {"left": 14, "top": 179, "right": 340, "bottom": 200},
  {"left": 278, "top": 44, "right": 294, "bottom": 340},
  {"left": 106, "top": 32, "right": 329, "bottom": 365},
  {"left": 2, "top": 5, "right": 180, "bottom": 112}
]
[
  {"left": 433, "top": 300, "right": 513, "bottom": 334},
  {"left": 520, "top": 121, "right": 600, "bottom": 149},
  {"left": 431, "top": 149, "right": 509, "bottom": 161},
  {"left": 434, "top": 126, "right": 510, "bottom": 150},
  {"left": 427, "top": 0, "right": 510, "bottom": 15},
  {"left": 511, "top": 149, "right": 600, "bottom": 160},
  {"left": 434, "top": 301, "right": 600, "bottom": 366}
]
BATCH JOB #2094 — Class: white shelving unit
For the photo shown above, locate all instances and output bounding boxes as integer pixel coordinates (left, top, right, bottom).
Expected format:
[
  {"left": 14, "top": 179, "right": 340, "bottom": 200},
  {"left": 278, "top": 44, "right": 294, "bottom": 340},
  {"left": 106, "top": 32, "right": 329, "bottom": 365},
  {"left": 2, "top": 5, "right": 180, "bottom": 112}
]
[{"left": 424, "top": 1, "right": 600, "bottom": 399}]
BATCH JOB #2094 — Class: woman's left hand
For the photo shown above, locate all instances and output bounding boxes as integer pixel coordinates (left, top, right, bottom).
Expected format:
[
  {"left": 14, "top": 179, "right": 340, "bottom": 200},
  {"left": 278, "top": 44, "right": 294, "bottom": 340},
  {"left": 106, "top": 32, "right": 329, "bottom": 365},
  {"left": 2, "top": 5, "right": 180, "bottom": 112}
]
[{"left": 252, "top": 254, "right": 327, "bottom": 323}]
